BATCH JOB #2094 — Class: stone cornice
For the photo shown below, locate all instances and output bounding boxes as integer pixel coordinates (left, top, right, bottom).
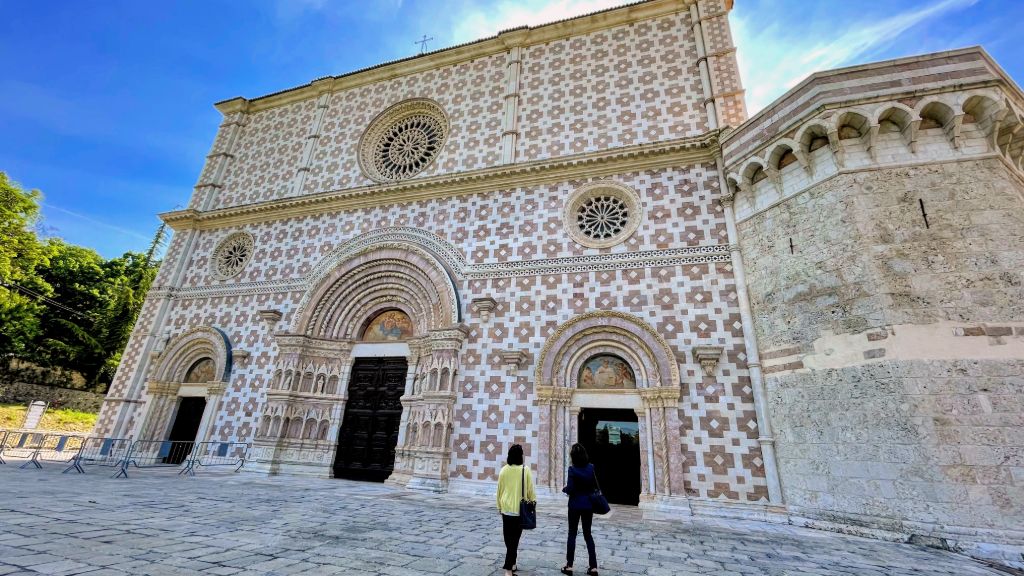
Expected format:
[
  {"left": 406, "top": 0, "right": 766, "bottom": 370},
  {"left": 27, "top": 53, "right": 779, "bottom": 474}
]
[
  {"left": 161, "top": 131, "right": 722, "bottom": 231},
  {"left": 214, "top": 0, "right": 694, "bottom": 116}
]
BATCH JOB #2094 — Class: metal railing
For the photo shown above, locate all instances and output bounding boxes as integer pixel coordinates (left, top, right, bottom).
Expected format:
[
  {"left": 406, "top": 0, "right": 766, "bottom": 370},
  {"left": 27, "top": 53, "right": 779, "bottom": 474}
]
[
  {"left": 0, "top": 430, "right": 249, "bottom": 479},
  {"left": 185, "top": 441, "right": 248, "bottom": 474},
  {"left": 115, "top": 440, "right": 198, "bottom": 478},
  {"left": 0, "top": 431, "right": 47, "bottom": 465},
  {"left": 18, "top": 433, "right": 86, "bottom": 469},
  {"left": 63, "top": 437, "right": 132, "bottom": 474}
]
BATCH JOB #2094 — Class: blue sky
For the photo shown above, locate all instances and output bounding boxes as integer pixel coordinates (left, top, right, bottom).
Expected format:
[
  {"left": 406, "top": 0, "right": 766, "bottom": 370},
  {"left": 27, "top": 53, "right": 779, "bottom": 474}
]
[{"left": 1, "top": 0, "right": 1021, "bottom": 258}]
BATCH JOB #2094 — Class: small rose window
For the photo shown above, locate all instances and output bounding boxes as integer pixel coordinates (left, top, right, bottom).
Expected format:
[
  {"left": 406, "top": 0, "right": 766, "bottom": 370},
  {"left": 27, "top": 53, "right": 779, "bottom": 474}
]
[
  {"left": 564, "top": 182, "right": 642, "bottom": 248},
  {"left": 212, "top": 232, "right": 254, "bottom": 279}
]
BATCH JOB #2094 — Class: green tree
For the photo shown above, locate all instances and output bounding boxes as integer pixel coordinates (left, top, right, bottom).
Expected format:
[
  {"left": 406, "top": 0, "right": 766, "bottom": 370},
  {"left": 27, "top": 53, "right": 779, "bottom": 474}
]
[
  {"left": 31, "top": 240, "right": 112, "bottom": 384},
  {"left": 0, "top": 172, "right": 51, "bottom": 359}
]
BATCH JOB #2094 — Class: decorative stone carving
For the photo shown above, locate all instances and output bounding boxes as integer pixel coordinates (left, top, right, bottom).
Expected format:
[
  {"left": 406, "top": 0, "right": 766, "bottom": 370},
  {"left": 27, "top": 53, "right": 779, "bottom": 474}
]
[
  {"left": 211, "top": 232, "right": 254, "bottom": 280},
  {"left": 358, "top": 99, "right": 449, "bottom": 182},
  {"left": 500, "top": 349, "right": 529, "bottom": 370},
  {"left": 563, "top": 181, "right": 643, "bottom": 248},
  {"left": 470, "top": 297, "right": 498, "bottom": 322},
  {"left": 258, "top": 309, "right": 283, "bottom": 330},
  {"left": 693, "top": 345, "right": 724, "bottom": 377},
  {"left": 232, "top": 349, "right": 251, "bottom": 366}
]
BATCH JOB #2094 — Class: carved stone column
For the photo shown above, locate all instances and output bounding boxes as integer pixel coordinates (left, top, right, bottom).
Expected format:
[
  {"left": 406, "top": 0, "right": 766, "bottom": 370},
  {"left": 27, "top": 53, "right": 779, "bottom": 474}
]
[
  {"left": 634, "top": 407, "right": 653, "bottom": 497},
  {"left": 398, "top": 326, "right": 469, "bottom": 492},
  {"left": 535, "top": 383, "right": 573, "bottom": 491},
  {"left": 638, "top": 385, "right": 692, "bottom": 519},
  {"left": 196, "top": 382, "right": 227, "bottom": 444},
  {"left": 638, "top": 385, "right": 686, "bottom": 496},
  {"left": 389, "top": 338, "right": 430, "bottom": 487},
  {"left": 248, "top": 335, "right": 352, "bottom": 477},
  {"left": 137, "top": 381, "right": 181, "bottom": 441}
]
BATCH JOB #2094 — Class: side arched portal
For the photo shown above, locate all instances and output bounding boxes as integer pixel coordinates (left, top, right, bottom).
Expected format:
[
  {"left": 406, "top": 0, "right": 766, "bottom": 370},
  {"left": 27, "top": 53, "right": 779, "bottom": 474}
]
[
  {"left": 135, "top": 326, "right": 233, "bottom": 446},
  {"left": 252, "top": 234, "right": 467, "bottom": 490},
  {"left": 535, "top": 312, "right": 686, "bottom": 509}
]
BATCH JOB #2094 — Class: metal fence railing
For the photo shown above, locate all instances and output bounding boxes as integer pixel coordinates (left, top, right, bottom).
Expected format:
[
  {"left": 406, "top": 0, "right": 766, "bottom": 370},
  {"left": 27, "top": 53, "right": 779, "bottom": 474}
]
[
  {"left": 0, "top": 431, "right": 47, "bottom": 464},
  {"left": 0, "top": 430, "right": 249, "bottom": 479},
  {"left": 63, "top": 437, "right": 132, "bottom": 474},
  {"left": 185, "top": 441, "right": 248, "bottom": 474},
  {"left": 115, "top": 440, "right": 198, "bottom": 478},
  {"left": 19, "top": 433, "right": 86, "bottom": 469}
]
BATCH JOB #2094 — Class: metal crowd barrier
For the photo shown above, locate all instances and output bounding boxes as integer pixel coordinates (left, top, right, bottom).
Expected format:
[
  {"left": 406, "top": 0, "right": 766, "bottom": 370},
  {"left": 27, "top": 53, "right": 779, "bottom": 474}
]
[
  {"left": 184, "top": 441, "right": 248, "bottom": 474},
  {"left": 0, "top": 431, "right": 47, "bottom": 466},
  {"left": 63, "top": 437, "right": 132, "bottom": 474},
  {"left": 0, "top": 432, "right": 250, "bottom": 479},
  {"left": 19, "top": 433, "right": 86, "bottom": 469},
  {"left": 115, "top": 440, "right": 198, "bottom": 478}
]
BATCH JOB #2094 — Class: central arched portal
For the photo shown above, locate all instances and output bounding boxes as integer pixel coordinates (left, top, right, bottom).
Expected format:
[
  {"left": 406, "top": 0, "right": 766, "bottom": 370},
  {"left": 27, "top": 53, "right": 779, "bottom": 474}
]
[{"left": 250, "top": 235, "right": 467, "bottom": 491}]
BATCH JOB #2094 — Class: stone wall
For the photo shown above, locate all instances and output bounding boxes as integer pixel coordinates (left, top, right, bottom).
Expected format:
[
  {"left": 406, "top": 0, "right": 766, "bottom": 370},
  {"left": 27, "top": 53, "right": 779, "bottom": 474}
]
[
  {"left": 738, "top": 159, "right": 1024, "bottom": 561},
  {"left": 0, "top": 381, "right": 104, "bottom": 413}
]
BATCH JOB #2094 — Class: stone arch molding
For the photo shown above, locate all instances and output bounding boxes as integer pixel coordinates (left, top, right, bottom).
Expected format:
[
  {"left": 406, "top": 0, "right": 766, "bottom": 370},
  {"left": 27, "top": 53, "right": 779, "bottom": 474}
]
[
  {"left": 536, "top": 310, "right": 680, "bottom": 388},
  {"left": 291, "top": 227, "right": 464, "bottom": 336},
  {"left": 534, "top": 311, "right": 687, "bottom": 501},
  {"left": 150, "top": 326, "right": 233, "bottom": 384}
]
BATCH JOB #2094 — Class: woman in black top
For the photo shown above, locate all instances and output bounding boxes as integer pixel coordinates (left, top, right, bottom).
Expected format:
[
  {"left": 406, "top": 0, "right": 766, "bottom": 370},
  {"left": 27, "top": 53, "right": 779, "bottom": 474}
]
[{"left": 561, "top": 443, "right": 598, "bottom": 575}]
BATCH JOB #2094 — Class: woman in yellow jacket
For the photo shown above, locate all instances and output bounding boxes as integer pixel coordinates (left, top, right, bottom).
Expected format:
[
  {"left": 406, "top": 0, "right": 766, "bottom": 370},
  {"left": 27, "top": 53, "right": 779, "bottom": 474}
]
[{"left": 496, "top": 444, "right": 536, "bottom": 576}]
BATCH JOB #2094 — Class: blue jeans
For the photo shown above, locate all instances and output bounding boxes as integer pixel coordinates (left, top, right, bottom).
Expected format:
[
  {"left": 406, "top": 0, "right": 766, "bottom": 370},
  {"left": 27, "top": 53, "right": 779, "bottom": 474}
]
[{"left": 567, "top": 509, "right": 597, "bottom": 568}]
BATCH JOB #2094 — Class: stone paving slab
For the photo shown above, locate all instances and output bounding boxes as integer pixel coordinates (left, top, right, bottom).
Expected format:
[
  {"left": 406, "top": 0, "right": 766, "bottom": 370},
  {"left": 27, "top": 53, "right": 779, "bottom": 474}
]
[{"left": 0, "top": 464, "right": 1006, "bottom": 575}]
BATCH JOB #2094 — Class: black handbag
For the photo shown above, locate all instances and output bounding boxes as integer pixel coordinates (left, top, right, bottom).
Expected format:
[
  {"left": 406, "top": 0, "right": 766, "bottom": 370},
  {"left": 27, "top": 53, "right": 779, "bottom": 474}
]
[
  {"left": 519, "top": 466, "right": 537, "bottom": 529},
  {"left": 589, "top": 472, "right": 611, "bottom": 515}
]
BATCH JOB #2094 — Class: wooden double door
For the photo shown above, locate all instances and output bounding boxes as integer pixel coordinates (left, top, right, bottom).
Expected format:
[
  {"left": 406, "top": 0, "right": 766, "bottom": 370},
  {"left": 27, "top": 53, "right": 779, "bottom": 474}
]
[{"left": 333, "top": 357, "right": 408, "bottom": 482}]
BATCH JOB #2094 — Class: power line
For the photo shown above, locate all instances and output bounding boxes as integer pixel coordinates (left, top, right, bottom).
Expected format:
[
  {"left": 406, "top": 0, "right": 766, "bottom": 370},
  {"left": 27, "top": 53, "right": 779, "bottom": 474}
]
[{"left": 0, "top": 280, "right": 94, "bottom": 321}]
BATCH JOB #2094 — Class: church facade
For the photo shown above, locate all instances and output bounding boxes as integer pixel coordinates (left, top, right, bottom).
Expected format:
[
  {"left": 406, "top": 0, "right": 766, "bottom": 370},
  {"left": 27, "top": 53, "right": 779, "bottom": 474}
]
[{"left": 94, "top": 0, "right": 1024, "bottom": 565}]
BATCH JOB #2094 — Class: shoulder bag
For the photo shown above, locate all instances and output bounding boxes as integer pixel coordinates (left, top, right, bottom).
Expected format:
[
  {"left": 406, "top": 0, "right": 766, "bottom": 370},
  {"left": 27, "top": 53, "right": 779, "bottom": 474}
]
[
  {"left": 519, "top": 466, "right": 537, "bottom": 529},
  {"left": 589, "top": 469, "right": 611, "bottom": 515}
]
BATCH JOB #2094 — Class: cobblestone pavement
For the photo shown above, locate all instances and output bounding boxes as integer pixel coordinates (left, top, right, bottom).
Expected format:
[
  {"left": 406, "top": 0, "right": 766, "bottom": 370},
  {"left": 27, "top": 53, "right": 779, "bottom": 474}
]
[{"left": 0, "top": 465, "right": 1007, "bottom": 576}]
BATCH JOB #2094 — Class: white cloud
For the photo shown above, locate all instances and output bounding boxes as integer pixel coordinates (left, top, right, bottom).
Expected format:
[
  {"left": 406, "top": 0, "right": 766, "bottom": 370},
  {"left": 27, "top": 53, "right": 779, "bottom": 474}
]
[
  {"left": 733, "top": 0, "right": 980, "bottom": 114},
  {"left": 41, "top": 203, "right": 152, "bottom": 243}
]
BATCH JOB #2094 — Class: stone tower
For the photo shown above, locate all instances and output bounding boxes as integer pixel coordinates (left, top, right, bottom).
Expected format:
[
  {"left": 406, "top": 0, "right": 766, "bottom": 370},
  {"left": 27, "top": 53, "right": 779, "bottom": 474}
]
[{"left": 722, "top": 48, "right": 1024, "bottom": 563}]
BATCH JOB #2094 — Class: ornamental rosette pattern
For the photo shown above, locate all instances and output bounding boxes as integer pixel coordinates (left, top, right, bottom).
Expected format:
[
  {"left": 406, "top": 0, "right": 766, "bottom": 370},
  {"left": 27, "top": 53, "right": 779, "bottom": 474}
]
[
  {"left": 358, "top": 99, "right": 449, "bottom": 183},
  {"left": 211, "top": 232, "right": 255, "bottom": 280},
  {"left": 563, "top": 181, "right": 643, "bottom": 248}
]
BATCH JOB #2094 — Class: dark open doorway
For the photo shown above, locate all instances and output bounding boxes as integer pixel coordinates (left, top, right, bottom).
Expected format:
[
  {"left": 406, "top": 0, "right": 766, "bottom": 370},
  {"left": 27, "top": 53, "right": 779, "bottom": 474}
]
[
  {"left": 334, "top": 357, "right": 407, "bottom": 482},
  {"left": 165, "top": 396, "right": 206, "bottom": 464},
  {"left": 578, "top": 408, "right": 642, "bottom": 505}
]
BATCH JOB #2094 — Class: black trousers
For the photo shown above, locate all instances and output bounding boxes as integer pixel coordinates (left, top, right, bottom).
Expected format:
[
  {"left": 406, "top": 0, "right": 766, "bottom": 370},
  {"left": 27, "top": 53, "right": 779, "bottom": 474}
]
[
  {"left": 502, "top": 513, "right": 523, "bottom": 570},
  {"left": 567, "top": 509, "right": 597, "bottom": 568}
]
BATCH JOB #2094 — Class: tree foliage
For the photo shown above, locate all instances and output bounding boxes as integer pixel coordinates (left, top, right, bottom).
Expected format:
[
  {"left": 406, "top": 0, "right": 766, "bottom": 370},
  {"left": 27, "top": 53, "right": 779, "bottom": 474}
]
[{"left": 0, "top": 172, "right": 164, "bottom": 390}]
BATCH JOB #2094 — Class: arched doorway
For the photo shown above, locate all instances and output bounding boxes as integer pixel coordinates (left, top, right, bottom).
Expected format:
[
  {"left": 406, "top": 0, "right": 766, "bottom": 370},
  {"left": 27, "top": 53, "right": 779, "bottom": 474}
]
[
  {"left": 333, "top": 310, "right": 413, "bottom": 481},
  {"left": 252, "top": 232, "right": 467, "bottom": 489},
  {"left": 535, "top": 311, "right": 686, "bottom": 514},
  {"left": 575, "top": 353, "right": 642, "bottom": 505},
  {"left": 136, "top": 326, "right": 233, "bottom": 451}
]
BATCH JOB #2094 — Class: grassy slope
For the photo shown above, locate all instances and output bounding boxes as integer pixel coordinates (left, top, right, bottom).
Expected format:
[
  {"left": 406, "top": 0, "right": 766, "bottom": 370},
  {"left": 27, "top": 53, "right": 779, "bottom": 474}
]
[{"left": 0, "top": 404, "right": 98, "bottom": 433}]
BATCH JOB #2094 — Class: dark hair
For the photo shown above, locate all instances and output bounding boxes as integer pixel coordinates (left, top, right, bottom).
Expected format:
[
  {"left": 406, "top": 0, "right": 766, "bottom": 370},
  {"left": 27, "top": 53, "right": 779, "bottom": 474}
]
[
  {"left": 570, "top": 443, "right": 589, "bottom": 467},
  {"left": 507, "top": 443, "right": 524, "bottom": 466}
]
